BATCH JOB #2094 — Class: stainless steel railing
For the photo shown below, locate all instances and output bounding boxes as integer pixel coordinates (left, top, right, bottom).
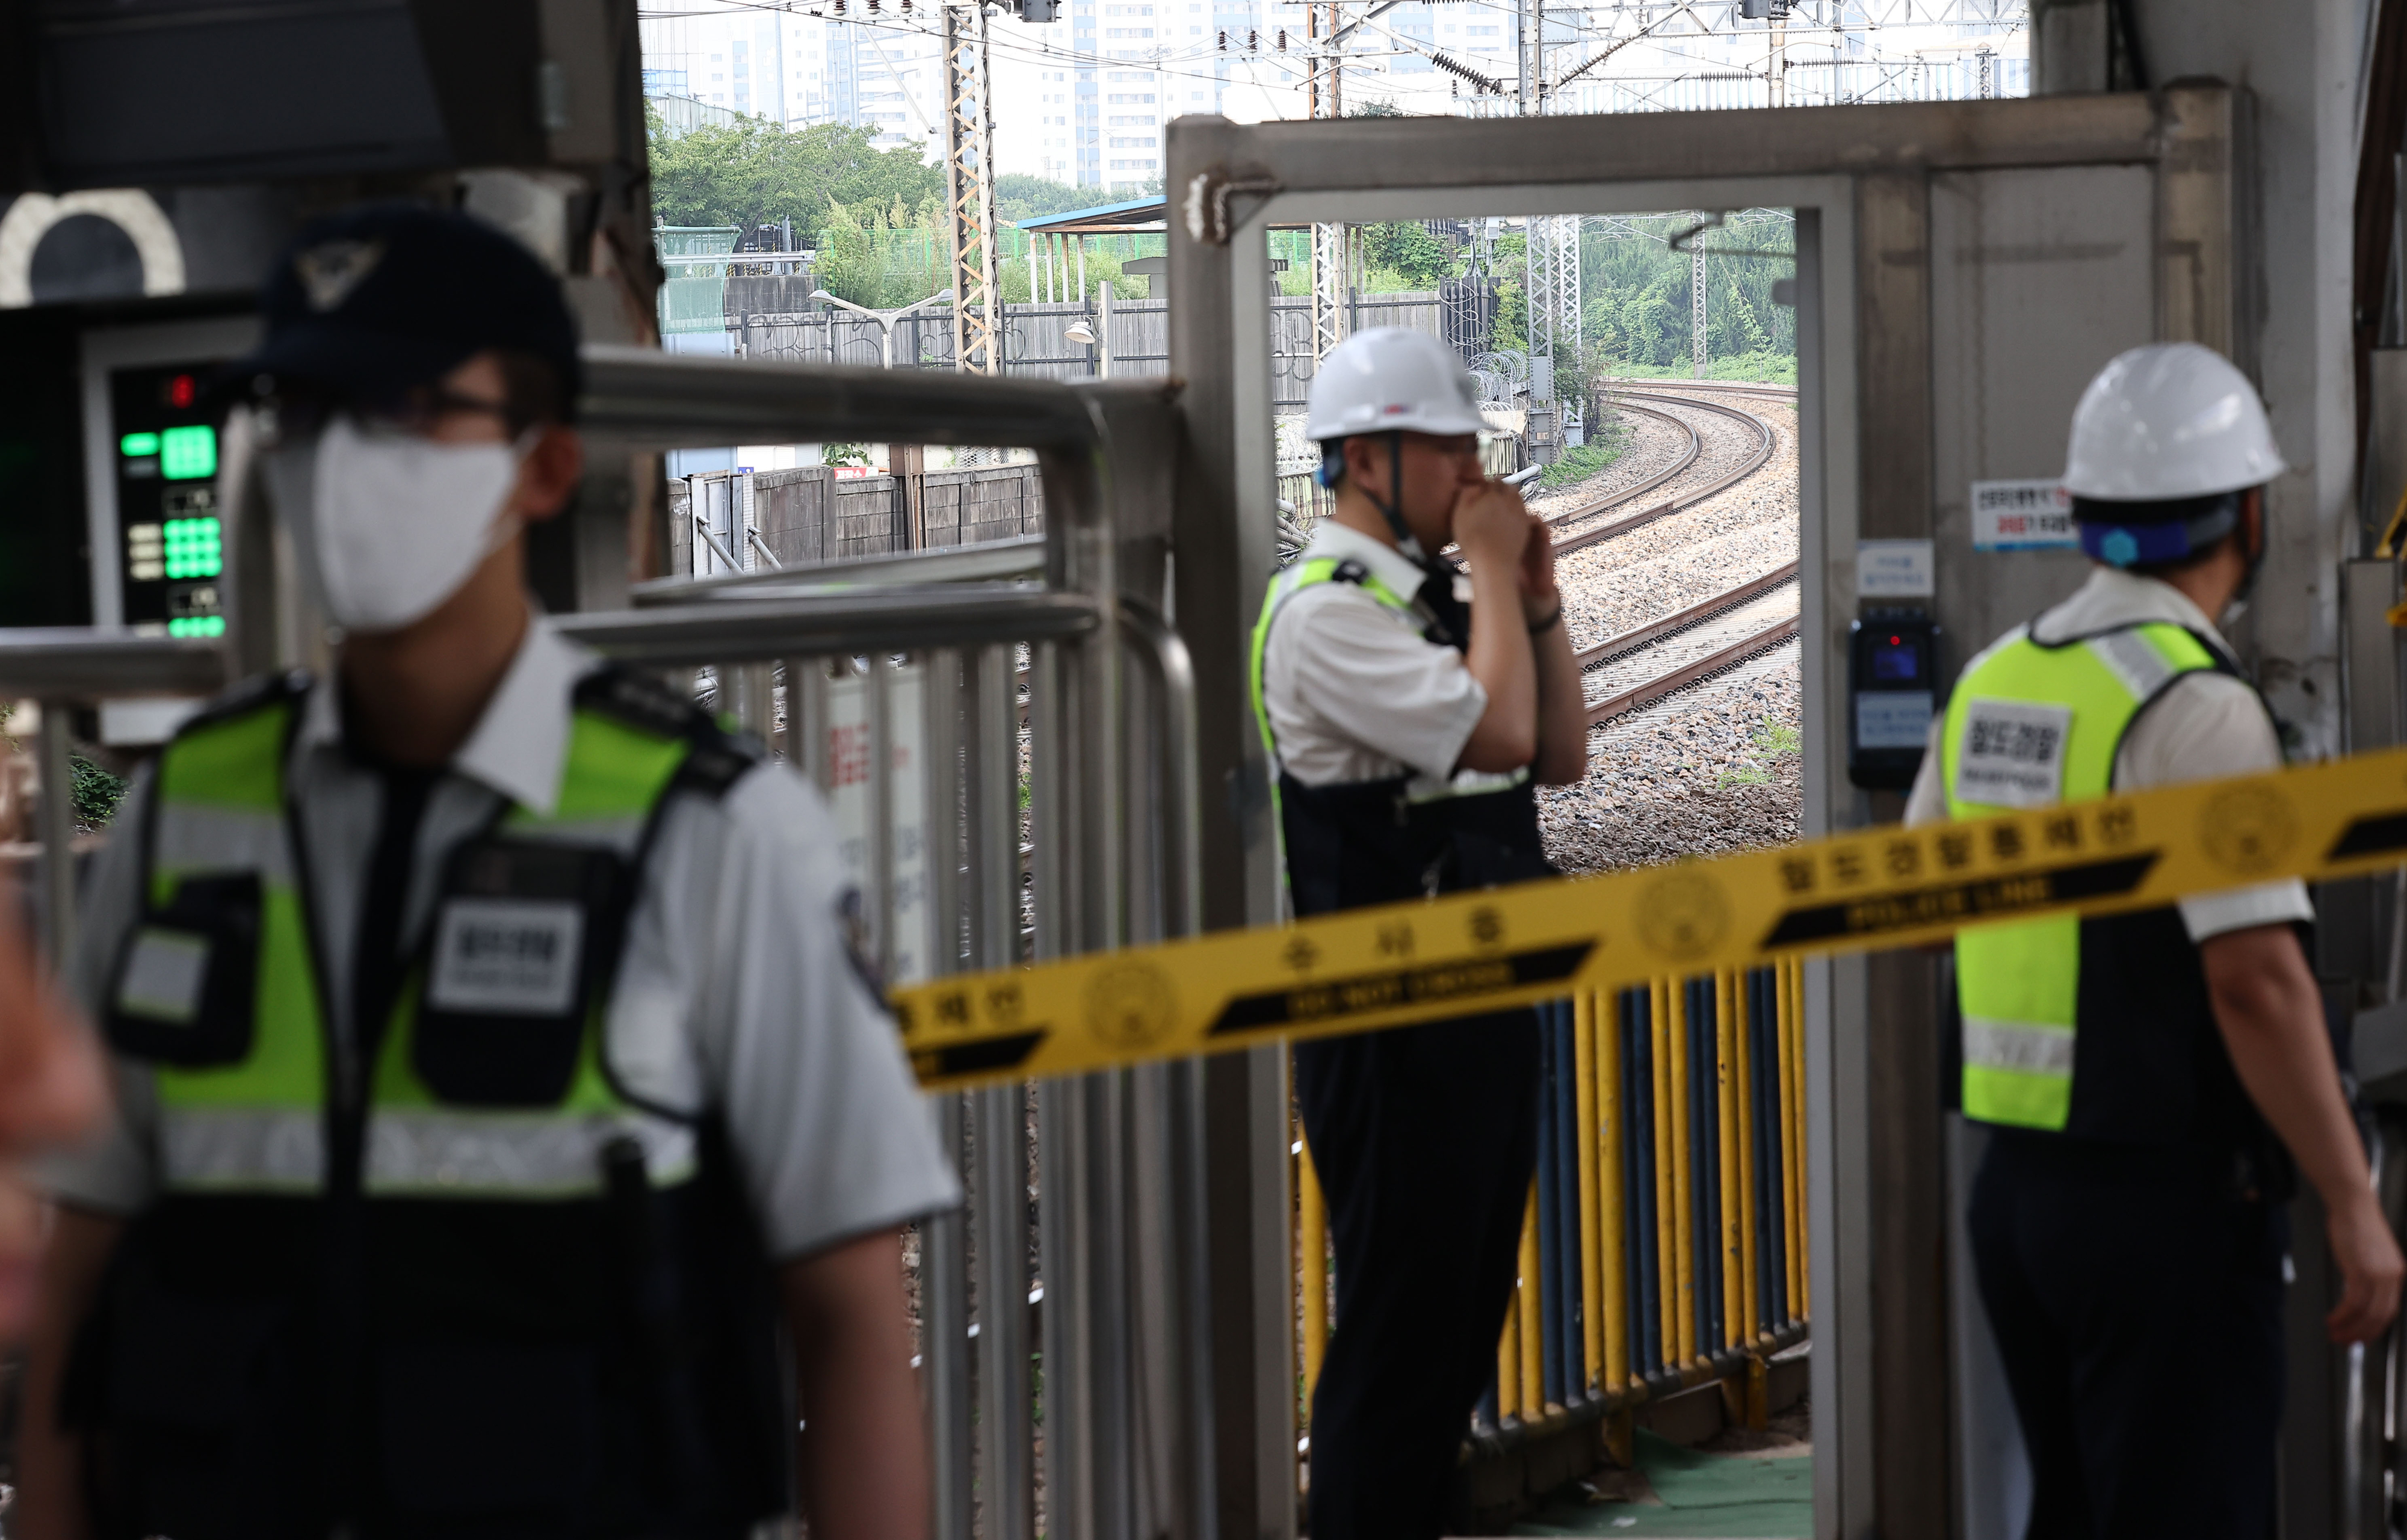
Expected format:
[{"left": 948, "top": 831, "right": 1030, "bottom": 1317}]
[{"left": 568, "top": 349, "right": 1211, "bottom": 1540}]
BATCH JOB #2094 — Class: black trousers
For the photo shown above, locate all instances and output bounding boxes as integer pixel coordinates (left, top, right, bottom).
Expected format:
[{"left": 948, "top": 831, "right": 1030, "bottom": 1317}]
[
  {"left": 1967, "top": 1132, "right": 2286, "bottom": 1540},
  {"left": 1294, "top": 1008, "right": 1540, "bottom": 1540}
]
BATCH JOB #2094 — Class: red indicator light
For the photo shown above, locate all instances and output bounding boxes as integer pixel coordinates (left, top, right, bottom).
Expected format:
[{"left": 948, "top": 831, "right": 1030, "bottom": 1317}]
[
  {"left": 166, "top": 374, "right": 197, "bottom": 409},
  {"left": 1888, "top": 635, "right": 1901, "bottom": 645}
]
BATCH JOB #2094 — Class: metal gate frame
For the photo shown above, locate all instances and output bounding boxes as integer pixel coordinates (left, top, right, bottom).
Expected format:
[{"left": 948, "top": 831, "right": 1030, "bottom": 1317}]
[{"left": 1163, "top": 88, "right": 2242, "bottom": 1540}]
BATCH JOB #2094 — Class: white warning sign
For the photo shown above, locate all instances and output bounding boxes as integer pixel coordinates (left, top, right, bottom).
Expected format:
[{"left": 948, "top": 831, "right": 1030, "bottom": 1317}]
[{"left": 1971, "top": 479, "right": 2078, "bottom": 552}]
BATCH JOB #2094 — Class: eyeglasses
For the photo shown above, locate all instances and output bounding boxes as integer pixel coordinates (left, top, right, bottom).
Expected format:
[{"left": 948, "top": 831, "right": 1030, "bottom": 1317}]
[{"left": 255, "top": 384, "right": 517, "bottom": 446}]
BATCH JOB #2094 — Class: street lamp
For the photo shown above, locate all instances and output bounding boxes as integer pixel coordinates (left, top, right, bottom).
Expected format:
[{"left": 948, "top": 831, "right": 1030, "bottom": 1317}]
[
  {"left": 1062, "top": 313, "right": 1111, "bottom": 379},
  {"left": 810, "top": 288, "right": 950, "bottom": 369}
]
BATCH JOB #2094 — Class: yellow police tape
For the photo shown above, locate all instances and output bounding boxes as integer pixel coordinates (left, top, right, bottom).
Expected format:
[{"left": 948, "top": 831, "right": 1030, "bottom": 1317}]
[{"left": 894, "top": 745, "right": 2407, "bottom": 1091}]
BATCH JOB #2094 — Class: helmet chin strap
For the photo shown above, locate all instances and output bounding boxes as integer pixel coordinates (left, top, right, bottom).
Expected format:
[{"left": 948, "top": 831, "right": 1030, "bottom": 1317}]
[
  {"left": 1376, "top": 431, "right": 1432, "bottom": 567},
  {"left": 2230, "top": 502, "right": 2267, "bottom": 612}
]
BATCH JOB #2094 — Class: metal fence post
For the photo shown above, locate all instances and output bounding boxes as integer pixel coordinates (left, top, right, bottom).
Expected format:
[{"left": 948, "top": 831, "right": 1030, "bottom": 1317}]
[
  {"left": 36, "top": 701, "right": 76, "bottom": 972},
  {"left": 923, "top": 1097, "right": 974, "bottom": 1540}
]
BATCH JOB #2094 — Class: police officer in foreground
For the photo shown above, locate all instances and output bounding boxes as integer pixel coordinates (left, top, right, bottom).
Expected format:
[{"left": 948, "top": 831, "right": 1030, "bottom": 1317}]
[
  {"left": 1252, "top": 327, "right": 1587, "bottom": 1540},
  {"left": 18, "top": 205, "right": 959, "bottom": 1540},
  {"left": 1906, "top": 342, "right": 2404, "bottom": 1537}
]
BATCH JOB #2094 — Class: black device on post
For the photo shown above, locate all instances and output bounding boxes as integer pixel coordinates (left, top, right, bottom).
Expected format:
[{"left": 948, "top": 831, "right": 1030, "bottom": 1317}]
[{"left": 1847, "top": 608, "right": 1940, "bottom": 791}]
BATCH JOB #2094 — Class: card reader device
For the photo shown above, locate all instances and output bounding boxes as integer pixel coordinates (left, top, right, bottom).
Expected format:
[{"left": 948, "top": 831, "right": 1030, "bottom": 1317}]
[{"left": 1848, "top": 608, "right": 1940, "bottom": 790}]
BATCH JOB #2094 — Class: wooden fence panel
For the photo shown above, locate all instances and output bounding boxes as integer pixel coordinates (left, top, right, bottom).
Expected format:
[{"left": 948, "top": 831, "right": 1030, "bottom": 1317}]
[
  {"left": 665, "top": 463, "right": 1046, "bottom": 574},
  {"left": 752, "top": 467, "right": 835, "bottom": 566}
]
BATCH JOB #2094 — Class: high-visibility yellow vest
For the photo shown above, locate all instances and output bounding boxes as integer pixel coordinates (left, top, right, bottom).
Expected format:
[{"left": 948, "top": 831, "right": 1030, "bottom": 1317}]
[
  {"left": 1941, "top": 621, "right": 2226, "bottom": 1132},
  {"left": 122, "top": 671, "right": 700, "bottom": 1194},
  {"left": 1247, "top": 552, "right": 1549, "bottom": 915},
  {"left": 86, "top": 667, "right": 792, "bottom": 1538}
]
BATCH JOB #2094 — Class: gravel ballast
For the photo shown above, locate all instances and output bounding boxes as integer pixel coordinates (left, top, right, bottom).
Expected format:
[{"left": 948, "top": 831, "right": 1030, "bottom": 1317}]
[{"left": 1543, "top": 387, "right": 1804, "bottom": 876}]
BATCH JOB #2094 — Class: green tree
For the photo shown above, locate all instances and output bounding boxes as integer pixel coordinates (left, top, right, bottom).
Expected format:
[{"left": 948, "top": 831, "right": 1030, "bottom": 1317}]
[
  {"left": 995, "top": 174, "right": 1093, "bottom": 226},
  {"left": 647, "top": 109, "right": 947, "bottom": 248},
  {"left": 1361, "top": 222, "right": 1453, "bottom": 289},
  {"left": 1571, "top": 211, "right": 1793, "bottom": 378}
]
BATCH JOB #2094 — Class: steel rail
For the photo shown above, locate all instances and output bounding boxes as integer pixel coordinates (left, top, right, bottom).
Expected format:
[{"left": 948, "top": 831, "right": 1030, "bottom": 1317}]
[
  {"left": 631, "top": 534, "right": 1049, "bottom": 605},
  {"left": 1552, "top": 391, "right": 1780, "bottom": 558},
  {"left": 554, "top": 586, "right": 1100, "bottom": 666},
  {"left": 0, "top": 632, "right": 229, "bottom": 700},
  {"left": 1573, "top": 561, "right": 1800, "bottom": 670},
  {"left": 1539, "top": 400, "right": 1701, "bottom": 533},
  {"left": 577, "top": 345, "right": 1105, "bottom": 452},
  {"left": 1583, "top": 614, "right": 1800, "bottom": 727}
]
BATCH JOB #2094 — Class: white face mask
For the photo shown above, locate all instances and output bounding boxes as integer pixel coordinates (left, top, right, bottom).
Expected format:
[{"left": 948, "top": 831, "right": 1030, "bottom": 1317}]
[{"left": 265, "top": 413, "right": 527, "bottom": 634}]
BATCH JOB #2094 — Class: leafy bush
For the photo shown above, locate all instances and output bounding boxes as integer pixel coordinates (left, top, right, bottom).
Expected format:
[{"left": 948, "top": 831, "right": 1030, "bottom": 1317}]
[
  {"left": 72, "top": 753, "right": 125, "bottom": 830},
  {"left": 1538, "top": 417, "right": 1630, "bottom": 490},
  {"left": 1361, "top": 222, "right": 1452, "bottom": 289}
]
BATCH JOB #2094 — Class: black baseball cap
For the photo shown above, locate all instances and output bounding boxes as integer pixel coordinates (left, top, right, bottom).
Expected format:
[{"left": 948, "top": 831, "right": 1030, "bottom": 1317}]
[{"left": 224, "top": 202, "right": 582, "bottom": 413}]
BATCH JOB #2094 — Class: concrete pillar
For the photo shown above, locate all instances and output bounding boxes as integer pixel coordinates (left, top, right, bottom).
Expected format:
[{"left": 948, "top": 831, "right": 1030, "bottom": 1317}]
[
  {"left": 2029, "top": 0, "right": 2109, "bottom": 96},
  {"left": 2130, "top": 6, "right": 2364, "bottom": 1532},
  {"left": 2136, "top": 2, "right": 2359, "bottom": 765}
]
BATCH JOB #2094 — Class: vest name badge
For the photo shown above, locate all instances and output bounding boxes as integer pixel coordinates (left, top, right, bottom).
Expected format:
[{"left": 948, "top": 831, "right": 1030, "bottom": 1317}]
[
  {"left": 1956, "top": 698, "right": 2074, "bottom": 808},
  {"left": 428, "top": 899, "right": 586, "bottom": 1017},
  {"left": 116, "top": 927, "right": 210, "bottom": 1024}
]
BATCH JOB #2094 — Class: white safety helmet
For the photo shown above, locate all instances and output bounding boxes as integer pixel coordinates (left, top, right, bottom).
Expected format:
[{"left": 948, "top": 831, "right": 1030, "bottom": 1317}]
[
  {"left": 2062, "top": 342, "right": 2285, "bottom": 502},
  {"left": 1305, "top": 327, "right": 1488, "bottom": 443}
]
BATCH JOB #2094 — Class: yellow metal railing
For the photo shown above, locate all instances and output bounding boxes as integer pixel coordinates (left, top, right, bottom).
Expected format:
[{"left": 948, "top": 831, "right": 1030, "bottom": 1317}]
[{"left": 1295, "top": 961, "right": 1809, "bottom": 1452}]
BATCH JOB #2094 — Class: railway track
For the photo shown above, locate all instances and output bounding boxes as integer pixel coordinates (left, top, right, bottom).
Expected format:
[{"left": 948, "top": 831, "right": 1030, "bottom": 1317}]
[
  {"left": 1578, "top": 562, "right": 1800, "bottom": 727},
  {"left": 1548, "top": 390, "right": 1780, "bottom": 556},
  {"left": 1537, "top": 387, "right": 1796, "bottom": 728},
  {"left": 1539, "top": 398, "right": 1699, "bottom": 534},
  {"left": 1573, "top": 559, "right": 1798, "bottom": 671},
  {"left": 1598, "top": 376, "right": 1798, "bottom": 399}
]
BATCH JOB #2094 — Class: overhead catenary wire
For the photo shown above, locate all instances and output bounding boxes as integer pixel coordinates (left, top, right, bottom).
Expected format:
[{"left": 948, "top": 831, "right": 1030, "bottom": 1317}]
[{"left": 639, "top": 0, "right": 2026, "bottom": 119}]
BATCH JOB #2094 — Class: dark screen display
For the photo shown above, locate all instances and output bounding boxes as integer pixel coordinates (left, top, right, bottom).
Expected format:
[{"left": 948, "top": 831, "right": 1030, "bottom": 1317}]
[{"left": 1871, "top": 641, "right": 1921, "bottom": 683}]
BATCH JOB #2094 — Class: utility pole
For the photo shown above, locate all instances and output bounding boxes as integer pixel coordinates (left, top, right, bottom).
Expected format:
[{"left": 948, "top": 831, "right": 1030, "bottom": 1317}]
[
  {"left": 1690, "top": 226, "right": 1707, "bottom": 378},
  {"left": 1518, "top": 0, "right": 1564, "bottom": 463},
  {"left": 1306, "top": 0, "right": 1344, "bottom": 364},
  {"left": 943, "top": 0, "right": 1001, "bottom": 374},
  {"left": 1554, "top": 215, "right": 1581, "bottom": 445}
]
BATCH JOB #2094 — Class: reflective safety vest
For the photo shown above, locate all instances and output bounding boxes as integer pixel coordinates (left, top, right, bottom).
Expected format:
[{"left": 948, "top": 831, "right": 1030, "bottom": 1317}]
[
  {"left": 1942, "top": 621, "right": 2269, "bottom": 1147},
  {"left": 75, "top": 667, "right": 789, "bottom": 1540},
  {"left": 1249, "top": 554, "right": 1552, "bottom": 917}
]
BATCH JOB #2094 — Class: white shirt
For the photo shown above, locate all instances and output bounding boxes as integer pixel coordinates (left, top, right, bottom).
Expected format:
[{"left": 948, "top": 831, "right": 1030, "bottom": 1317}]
[
  {"left": 42, "top": 618, "right": 962, "bottom": 1260},
  {"left": 1259, "top": 521, "right": 1489, "bottom": 788},
  {"left": 1904, "top": 565, "right": 2313, "bottom": 942}
]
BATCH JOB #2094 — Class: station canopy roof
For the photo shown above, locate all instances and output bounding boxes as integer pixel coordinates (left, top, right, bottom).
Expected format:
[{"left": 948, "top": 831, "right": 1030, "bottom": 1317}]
[{"left": 1015, "top": 195, "right": 1310, "bottom": 236}]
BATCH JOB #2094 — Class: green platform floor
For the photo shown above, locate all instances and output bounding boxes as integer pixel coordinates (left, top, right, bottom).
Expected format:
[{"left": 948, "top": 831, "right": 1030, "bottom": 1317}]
[{"left": 1505, "top": 1430, "right": 1811, "bottom": 1538}]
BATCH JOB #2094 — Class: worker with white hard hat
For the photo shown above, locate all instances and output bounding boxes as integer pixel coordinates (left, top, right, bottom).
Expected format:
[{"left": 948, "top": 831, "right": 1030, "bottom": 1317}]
[
  {"left": 1905, "top": 341, "right": 2403, "bottom": 1535},
  {"left": 1250, "top": 327, "right": 1586, "bottom": 1540}
]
